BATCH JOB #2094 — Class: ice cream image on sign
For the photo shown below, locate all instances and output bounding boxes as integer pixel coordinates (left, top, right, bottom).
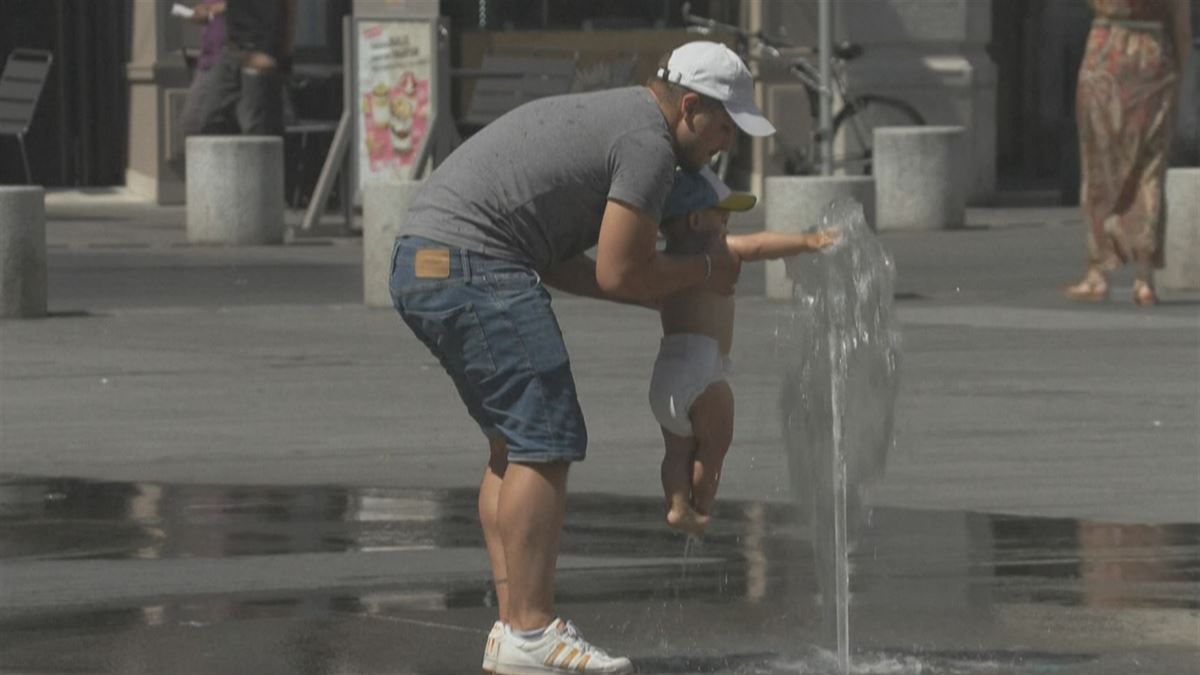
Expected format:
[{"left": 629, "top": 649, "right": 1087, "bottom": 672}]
[
  {"left": 370, "top": 81, "right": 390, "bottom": 129},
  {"left": 390, "top": 71, "right": 420, "bottom": 154},
  {"left": 390, "top": 97, "right": 414, "bottom": 154}
]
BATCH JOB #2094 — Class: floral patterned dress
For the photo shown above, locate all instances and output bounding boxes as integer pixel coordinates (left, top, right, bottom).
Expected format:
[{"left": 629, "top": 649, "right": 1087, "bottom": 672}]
[{"left": 1077, "top": 0, "right": 1181, "bottom": 269}]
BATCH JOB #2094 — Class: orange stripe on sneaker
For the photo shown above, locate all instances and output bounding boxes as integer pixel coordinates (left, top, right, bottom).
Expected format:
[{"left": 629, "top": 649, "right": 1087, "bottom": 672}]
[
  {"left": 545, "top": 643, "right": 566, "bottom": 666},
  {"left": 576, "top": 654, "right": 590, "bottom": 671},
  {"left": 561, "top": 648, "right": 579, "bottom": 667}
]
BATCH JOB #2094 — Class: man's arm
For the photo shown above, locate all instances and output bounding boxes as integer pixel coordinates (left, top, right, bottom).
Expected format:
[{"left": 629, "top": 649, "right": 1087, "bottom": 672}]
[
  {"left": 726, "top": 229, "right": 839, "bottom": 262},
  {"left": 540, "top": 254, "right": 656, "bottom": 308},
  {"left": 594, "top": 199, "right": 739, "bottom": 302}
]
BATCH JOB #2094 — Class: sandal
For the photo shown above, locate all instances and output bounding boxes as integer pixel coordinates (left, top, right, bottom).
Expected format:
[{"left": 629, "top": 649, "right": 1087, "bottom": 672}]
[
  {"left": 1133, "top": 280, "right": 1157, "bottom": 306},
  {"left": 1065, "top": 277, "right": 1109, "bottom": 302}
]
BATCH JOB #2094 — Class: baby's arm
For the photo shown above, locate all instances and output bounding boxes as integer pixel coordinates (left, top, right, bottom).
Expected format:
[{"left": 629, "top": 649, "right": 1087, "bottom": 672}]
[{"left": 726, "top": 229, "right": 839, "bottom": 262}]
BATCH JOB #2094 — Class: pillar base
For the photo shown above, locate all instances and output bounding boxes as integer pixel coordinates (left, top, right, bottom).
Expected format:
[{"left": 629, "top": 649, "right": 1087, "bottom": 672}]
[
  {"left": 186, "top": 136, "right": 284, "bottom": 245},
  {"left": 0, "top": 186, "right": 47, "bottom": 319},
  {"left": 1159, "top": 169, "right": 1200, "bottom": 291},
  {"left": 874, "top": 126, "right": 967, "bottom": 231}
]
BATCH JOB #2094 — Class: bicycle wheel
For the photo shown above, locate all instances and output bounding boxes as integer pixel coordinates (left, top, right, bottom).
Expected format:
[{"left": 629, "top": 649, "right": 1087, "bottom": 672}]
[{"left": 831, "top": 95, "right": 925, "bottom": 175}]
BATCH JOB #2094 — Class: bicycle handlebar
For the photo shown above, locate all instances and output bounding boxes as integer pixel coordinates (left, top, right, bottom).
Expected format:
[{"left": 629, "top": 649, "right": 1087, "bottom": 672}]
[
  {"left": 680, "top": 2, "right": 839, "bottom": 96},
  {"left": 681, "top": 2, "right": 811, "bottom": 59}
]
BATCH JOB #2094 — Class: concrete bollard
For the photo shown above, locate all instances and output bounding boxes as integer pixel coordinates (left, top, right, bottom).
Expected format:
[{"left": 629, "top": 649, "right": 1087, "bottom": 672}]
[
  {"left": 873, "top": 126, "right": 967, "bottom": 231},
  {"left": 764, "top": 176, "right": 875, "bottom": 300},
  {"left": 186, "top": 136, "right": 284, "bottom": 245},
  {"left": 1159, "top": 168, "right": 1200, "bottom": 291},
  {"left": 363, "top": 180, "right": 423, "bottom": 308},
  {"left": 0, "top": 186, "right": 47, "bottom": 318}
]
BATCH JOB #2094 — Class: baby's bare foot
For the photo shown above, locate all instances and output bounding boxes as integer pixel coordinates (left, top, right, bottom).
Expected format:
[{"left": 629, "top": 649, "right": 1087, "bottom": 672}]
[{"left": 666, "top": 505, "right": 709, "bottom": 538}]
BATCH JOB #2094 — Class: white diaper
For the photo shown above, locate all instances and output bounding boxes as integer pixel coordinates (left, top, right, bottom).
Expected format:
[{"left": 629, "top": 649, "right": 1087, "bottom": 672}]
[{"left": 648, "top": 333, "right": 732, "bottom": 437}]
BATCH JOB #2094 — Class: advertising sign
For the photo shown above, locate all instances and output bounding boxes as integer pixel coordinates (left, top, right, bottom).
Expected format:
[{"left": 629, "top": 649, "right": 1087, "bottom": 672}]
[{"left": 354, "top": 19, "right": 437, "bottom": 189}]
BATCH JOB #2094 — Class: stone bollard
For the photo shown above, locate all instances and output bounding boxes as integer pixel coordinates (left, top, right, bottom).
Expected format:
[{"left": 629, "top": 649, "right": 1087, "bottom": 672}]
[
  {"left": 873, "top": 126, "right": 967, "bottom": 230},
  {"left": 1159, "top": 168, "right": 1200, "bottom": 291},
  {"left": 765, "top": 176, "right": 875, "bottom": 300},
  {"left": 186, "top": 136, "right": 284, "bottom": 245},
  {"left": 363, "top": 180, "right": 423, "bottom": 308},
  {"left": 0, "top": 186, "right": 47, "bottom": 318}
]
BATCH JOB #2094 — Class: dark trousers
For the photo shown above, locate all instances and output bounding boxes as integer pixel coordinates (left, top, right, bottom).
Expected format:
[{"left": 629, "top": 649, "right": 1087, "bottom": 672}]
[{"left": 181, "top": 46, "right": 283, "bottom": 137}]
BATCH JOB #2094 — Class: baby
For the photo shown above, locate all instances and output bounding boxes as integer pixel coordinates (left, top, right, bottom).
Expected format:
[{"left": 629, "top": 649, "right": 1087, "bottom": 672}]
[{"left": 650, "top": 167, "right": 838, "bottom": 537}]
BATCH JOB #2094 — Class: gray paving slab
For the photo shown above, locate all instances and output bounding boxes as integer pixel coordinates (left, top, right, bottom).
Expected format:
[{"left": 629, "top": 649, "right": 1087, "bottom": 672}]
[
  {"left": 0, "top": 192, "right": 1197, "bottom": 674},
  {"left": 2, "top": 195, "right": 1197, "bottom": 525}
]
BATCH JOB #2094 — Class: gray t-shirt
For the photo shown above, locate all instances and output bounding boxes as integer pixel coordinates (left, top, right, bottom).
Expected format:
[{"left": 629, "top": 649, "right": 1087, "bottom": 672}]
[{"left": 401, "top": 86, "right": 677, "bottom": 271}]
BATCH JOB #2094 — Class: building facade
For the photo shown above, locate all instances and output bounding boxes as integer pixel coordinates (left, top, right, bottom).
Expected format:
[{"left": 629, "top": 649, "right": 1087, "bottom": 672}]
[{"left": 14, "top": 0, "right": 1179, "bottom": 207}]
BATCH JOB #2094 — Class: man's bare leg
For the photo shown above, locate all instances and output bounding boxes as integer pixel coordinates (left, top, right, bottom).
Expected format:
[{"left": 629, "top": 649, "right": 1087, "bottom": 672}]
[
  {"left": 660, "top": 427, "right": 709, "bottom": 537},
  {"left": 478, "top": 435, "right": 509, "bottom": 622},
  {"left": 689, "top": 380, "right": 735, "bottom": 517},
  {"left": 498, "top": 460, "right": 569, "bottom": 632}
]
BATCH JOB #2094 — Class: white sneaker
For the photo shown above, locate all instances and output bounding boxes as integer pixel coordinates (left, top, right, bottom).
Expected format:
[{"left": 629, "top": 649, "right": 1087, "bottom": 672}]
[
  {"left": 494, "top": 618, "right": 634, "bottom": 674},
  {"left": 482, "top": 620, "right": 504, "bottom": 673}
]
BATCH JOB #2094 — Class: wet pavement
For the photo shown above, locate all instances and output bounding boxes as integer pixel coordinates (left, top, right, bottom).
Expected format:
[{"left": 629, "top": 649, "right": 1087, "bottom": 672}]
[{"left": 2, "top": 475, "right": 1196, "bottom": 674}]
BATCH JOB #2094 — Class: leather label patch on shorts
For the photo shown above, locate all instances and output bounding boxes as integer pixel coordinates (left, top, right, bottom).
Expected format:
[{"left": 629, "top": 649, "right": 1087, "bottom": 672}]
[{"left": 414, "top": 249, "right": 451, "bottom": 278}]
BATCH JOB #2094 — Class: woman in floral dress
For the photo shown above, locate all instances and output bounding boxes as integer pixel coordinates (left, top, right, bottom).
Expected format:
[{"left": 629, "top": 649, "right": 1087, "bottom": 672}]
[{"left": 1069, "top": 0, "right": 1192, "bottom": 305}]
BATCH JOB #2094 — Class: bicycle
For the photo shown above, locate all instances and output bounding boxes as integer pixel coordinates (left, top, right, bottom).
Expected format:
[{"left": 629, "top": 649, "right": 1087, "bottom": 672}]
[{"left": 681, "top": 3, "right": 924, "bottom": 177}]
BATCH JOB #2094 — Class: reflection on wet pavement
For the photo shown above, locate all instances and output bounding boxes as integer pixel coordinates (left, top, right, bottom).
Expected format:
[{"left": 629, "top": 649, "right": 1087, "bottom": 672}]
[{"left": 1, "top": 475, "right": 1196, "bottom": 674}]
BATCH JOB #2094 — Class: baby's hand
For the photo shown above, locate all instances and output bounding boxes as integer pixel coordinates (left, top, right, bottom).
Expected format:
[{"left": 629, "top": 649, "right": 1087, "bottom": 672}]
[{"left": 810, "top": 228, "right": 841, "bottom": 250}]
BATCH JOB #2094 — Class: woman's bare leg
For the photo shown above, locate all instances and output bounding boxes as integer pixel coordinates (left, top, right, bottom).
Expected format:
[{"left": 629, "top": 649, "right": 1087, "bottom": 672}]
[
  {"left": 1133, "top": 252, "right": 1157, "bottom": 305},
  {"left": 1065, "top": 264, "right": 1108, "bottom": 301}
]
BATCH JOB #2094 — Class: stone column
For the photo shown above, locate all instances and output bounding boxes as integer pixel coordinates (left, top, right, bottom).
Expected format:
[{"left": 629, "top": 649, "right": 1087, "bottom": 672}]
[
  {"left": 363, "top": 180, "right": 423, "bottom": 308},
  {"left": 874, "top": 126, "right": 967, "bottom": 230},
  {"left": 186, "top": 137, "right": 285, "bottom": 245},
  {"left": 0, "top": 187, "right": 47, "bottom": 318},
  {"left": 765, "top": 176, "right": 875, "bottom": 300},
  {"left": 1159, "top": 168, "right": 1200, "bottom": 292}
]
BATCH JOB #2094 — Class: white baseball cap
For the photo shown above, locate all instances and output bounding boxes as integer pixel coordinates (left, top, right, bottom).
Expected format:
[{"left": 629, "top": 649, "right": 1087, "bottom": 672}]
[{"left": 656, "top": 41, "right": 776, "bottom": 137}]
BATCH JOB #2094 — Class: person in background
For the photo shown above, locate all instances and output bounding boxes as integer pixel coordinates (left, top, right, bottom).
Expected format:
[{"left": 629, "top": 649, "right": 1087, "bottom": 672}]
[
  {"left": 1069, "top": 0, "right": 1192, "bottom": 305},
  {"left": 181, "top": 0, "right": 296, "bottom": 136},
  {"left": 180, "top": 0, "right": 232, "bottom": 135}
]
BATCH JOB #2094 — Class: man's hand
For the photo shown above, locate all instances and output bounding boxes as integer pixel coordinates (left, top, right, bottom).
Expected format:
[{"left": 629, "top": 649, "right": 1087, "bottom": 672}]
[{"left": 704, "top": 235, "right": 741, "bottom": 296}]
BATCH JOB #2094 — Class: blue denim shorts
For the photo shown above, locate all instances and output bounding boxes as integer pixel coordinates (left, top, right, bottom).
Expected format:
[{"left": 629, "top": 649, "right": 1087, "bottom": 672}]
[{"left": 389, "top": 236, "right": 587, "bottom": 463}]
